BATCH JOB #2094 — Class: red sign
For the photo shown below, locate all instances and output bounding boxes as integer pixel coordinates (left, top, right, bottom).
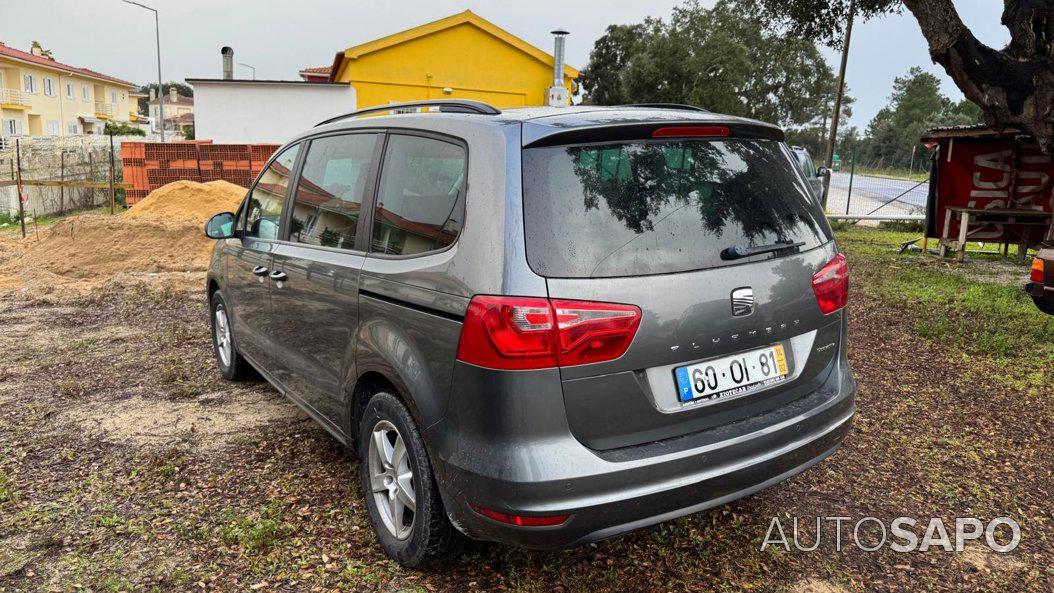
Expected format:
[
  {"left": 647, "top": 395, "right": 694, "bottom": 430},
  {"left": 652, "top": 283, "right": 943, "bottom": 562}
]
[{"left": 930, "top": 138, "right": 1053, "bottom": 243}]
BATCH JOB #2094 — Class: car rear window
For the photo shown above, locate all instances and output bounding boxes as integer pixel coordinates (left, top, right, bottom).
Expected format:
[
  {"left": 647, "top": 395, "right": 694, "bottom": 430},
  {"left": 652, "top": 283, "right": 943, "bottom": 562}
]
[{"left": 522, "top": 139, "right": 832, "bottom": 278}]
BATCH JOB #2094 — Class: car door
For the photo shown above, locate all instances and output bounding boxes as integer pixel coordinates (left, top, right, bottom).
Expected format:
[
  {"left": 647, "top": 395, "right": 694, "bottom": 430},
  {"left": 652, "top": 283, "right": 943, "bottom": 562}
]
[
  {"left": 356, "top": 132, "right": 469, "bottom": 431},
  {"left": 226, "top": 143, "right": 301, "bottom": 371},
  {"left": 268, "top": 132, "right": 382, "bottom": 433}
]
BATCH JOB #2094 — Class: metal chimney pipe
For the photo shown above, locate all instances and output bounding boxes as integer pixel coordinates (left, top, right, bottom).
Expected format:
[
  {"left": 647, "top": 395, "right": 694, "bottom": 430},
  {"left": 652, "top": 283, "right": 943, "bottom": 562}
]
[
  {"left": 551, "top": 29, "right": 568, "bottom": 87},
  {"left": 221, "top": 46, "right": 234, "bottom": 80}
]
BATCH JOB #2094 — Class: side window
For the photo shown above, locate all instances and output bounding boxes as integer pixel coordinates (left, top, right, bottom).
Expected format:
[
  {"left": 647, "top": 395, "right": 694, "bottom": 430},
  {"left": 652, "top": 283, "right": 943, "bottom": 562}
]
[
  {"left": 371, "top": 135, "right": 466, "bottom": 256},
  {"left": 290, "top": 134, "right": 377, "bottom": 250},
  {"left": 243, "top": 144, "right": 300, "bottom": 240}
]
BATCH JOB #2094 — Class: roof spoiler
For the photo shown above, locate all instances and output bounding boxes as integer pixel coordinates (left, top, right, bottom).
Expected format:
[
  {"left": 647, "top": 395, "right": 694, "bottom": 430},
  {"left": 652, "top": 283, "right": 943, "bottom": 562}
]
[
  {"left": 620, "top": 103, "right": 710, "bottom": 113},
  {"left": 522, "top": 121, "right": 785, "bottom": 148}
]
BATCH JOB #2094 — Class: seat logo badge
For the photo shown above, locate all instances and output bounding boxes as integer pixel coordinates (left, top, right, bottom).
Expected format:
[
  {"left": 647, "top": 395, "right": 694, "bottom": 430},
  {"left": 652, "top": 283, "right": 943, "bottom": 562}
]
[{"left": 731, "top": 288, "right": 755, "bottom": 317}]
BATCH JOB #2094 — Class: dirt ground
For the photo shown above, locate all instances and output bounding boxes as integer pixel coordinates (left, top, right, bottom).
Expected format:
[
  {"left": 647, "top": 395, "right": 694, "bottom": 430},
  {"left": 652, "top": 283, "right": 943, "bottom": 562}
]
[{"left": 0, "top": 227, "right": 1052, "bottom": 592}]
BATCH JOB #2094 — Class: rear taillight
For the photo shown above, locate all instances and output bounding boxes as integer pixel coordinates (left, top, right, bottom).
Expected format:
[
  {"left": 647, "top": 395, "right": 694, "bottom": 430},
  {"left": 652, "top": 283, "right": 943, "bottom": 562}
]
[
  {"left": 552, "top": 300, "right": 642, "bottom": 366},
  {"left": 456, "top": 296, "right": 641, "bottom": 370},
  {"left": 812, "top": 253, "right": 849, "bottom": 314},
  {"left": 456, "top": 296, "right": 557, "bottom": 370},
  {"left": 1031, "top": 258, "right": 1045, "bottom": 284}
]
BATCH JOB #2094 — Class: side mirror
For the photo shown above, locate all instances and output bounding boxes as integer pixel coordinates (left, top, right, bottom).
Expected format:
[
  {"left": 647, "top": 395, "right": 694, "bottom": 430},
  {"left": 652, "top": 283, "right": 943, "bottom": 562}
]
[
  {"left": 816, "top": 166, "right": 831, "bottom": 177},
  {"left": 205, "top": 212, "right": 237, "bottom": 239}
]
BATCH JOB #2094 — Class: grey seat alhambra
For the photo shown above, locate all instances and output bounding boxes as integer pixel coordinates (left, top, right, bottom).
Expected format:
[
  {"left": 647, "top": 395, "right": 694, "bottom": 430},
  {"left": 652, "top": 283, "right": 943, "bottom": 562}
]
[{"left": 204, "top": 100, "right": 856, "bottom": 567}]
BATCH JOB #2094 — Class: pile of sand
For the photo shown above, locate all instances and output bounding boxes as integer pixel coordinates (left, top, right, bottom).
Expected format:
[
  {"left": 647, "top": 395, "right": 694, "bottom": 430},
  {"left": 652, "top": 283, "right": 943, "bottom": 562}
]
[
  {"left": 123, "top": 180, "right": 245, "bottom": 226},
  {"left": 0, "top": 235, "right": 23, "bottom": 261},
  {"left": 5, "top": 215, "right": 216, "bottom": 279},
  {"left": 0, "top": 180, "right": 247, "bottom": 291}
]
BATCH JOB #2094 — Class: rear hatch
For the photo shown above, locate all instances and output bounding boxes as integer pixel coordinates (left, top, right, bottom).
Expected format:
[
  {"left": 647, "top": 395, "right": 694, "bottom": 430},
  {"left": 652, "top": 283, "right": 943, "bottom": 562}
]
[{"left": 522, "top": 123, "right": 844, "bottom": 450}]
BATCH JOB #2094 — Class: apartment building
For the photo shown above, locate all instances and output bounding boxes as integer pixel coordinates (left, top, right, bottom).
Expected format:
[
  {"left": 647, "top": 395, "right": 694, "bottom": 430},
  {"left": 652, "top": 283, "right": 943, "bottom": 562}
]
[{"left": 0, "top": 41, "right": 141, "bottom": 137}]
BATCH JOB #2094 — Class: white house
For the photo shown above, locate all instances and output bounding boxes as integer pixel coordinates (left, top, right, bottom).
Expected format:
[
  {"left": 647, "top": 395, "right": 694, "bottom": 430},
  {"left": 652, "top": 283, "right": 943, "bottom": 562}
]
[
  {"left": 185, "top": 78, "right": 355, "bottom": 143},
  {"left": 148, "top": 87, "right": 194, "bottom": 134}
]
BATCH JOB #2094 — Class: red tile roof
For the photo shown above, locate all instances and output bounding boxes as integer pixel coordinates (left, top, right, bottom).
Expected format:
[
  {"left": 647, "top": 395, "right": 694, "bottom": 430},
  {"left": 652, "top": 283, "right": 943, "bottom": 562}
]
[
  {"left": 0, "top": 42, "right": 137, "bottom": 88},
  {"left": 299, "top": 66, "right": 332, "bottom": 82}
]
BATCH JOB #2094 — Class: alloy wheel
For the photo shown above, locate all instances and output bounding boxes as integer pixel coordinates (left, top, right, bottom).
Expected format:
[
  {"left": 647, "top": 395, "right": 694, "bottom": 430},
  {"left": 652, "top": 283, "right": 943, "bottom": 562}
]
[
  {"left": 214, "top": 307, "right": 232, "bottom": 367},
  {"left": 367, "top": 420, "right": 416, "bottom": 540}
]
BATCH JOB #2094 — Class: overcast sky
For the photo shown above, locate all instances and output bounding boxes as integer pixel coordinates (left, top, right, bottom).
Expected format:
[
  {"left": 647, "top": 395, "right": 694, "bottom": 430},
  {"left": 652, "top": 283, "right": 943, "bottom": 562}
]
[{"left": 3, "top": 1, "right": 1007, "bottom": 127}]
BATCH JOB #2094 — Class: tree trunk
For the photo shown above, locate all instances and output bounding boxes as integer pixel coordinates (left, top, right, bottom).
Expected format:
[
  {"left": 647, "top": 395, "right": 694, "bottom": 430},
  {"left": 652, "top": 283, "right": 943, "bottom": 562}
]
[{"left": 903, "top": 0, "right": 1054, "bottom": 151}]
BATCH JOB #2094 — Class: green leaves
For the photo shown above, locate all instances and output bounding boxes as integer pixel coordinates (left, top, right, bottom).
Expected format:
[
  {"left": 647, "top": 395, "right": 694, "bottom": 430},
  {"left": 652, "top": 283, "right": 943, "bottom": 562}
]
[
  {"left": 742, "top": 0, "right": 901, "bottom": 49},
  {"left": 578, "top": 0, "right": 845, "bottom": 129}
]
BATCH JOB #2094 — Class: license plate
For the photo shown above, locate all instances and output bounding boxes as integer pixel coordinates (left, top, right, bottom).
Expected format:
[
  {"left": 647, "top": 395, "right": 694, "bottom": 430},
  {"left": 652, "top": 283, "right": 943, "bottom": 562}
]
[{"left": 674, "top": 344, "right": 789, "bottom": 403}]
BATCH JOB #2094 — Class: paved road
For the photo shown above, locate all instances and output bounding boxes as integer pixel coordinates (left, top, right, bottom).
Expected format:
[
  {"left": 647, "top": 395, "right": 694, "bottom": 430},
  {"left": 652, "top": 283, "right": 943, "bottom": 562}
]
[{"left": 828, "top": 171, "right": 929, "bottom": 208}]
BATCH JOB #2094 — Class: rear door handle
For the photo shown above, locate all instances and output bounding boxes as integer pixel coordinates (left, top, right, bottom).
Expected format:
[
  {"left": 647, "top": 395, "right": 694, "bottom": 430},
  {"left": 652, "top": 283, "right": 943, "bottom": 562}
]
[
  {"left": 252, "top": 266, "right": 269, "bottom": 277},
  {"left": 269, "top": 270, "right": 288, "bottom": 282}
]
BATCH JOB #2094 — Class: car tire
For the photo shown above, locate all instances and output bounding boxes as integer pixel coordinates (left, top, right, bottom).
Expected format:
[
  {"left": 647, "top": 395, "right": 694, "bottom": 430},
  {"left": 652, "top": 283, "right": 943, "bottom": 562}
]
[
  {"left": 1033, "top": 294, "right": 1054, "bottom": 315},
  {"left": 358, "top": 391, "right": 462, "bottom": 568},
  {"left": 210, "top": 291, "right": 253, "bottom": 381}
]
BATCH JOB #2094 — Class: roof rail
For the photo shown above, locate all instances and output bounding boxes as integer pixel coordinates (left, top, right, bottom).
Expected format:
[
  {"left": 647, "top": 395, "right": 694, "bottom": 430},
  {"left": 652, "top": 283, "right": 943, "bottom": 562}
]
[
  {"left": 622, "top": 103, "right": 710, "bottom": 113},
  {"left": 316, "top": 99, "right": 502, "bottom": 127}
]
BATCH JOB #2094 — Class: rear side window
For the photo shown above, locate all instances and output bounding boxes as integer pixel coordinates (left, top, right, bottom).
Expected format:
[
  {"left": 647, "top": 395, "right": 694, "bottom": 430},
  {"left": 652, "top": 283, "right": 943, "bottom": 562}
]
[
  {"left": 244, "top": 144, "right": 300, "bottom": 240},
  {"left": 290, "top": 134, "right": 377, "bottom": 250},
  {"left": 371, "top": 134, "right": 466, "bottom": 256},
  {"left": 523, "top": 139, "right": 831, "bottom": 278}
]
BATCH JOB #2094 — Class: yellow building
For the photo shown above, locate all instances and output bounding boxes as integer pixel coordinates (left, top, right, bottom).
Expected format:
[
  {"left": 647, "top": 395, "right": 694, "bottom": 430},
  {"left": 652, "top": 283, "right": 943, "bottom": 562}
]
[
  {"left": 325, "top": 10, "right": 579, "bottom": 109},
  {"left": 0, "top": 41, "right": 140, "bottom": 137}
]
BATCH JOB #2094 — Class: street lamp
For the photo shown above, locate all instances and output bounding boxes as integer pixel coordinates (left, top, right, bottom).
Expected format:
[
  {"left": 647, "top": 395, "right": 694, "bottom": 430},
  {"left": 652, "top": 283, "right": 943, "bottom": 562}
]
[
  {"left": 122, "top": 0, "right": 165, "bottom": 142},
  {"left": 237, "top": 62, "right": 256, "bottom": 80}
]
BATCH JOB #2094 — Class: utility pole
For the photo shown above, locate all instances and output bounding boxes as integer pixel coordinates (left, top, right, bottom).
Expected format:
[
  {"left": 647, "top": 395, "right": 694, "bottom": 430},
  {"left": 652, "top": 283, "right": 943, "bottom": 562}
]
[
  {"left": 822, "top": 0, "right": 855, "bottom": 209},
  {"left": 124, "top": 1, "right": 165, "bottom": 142}
]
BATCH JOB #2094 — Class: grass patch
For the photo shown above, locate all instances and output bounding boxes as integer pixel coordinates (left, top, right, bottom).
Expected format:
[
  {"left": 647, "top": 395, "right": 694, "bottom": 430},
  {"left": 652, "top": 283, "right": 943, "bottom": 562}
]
[
  {"left": 68, "top": 337, "right": 98, "bottom": 351},
  {"left": 220, "top": 499, "right": 289, "bottom": 552},
  {"left": 0, "top": 212, "right": 22, "bottom": 227},
  {"left": 837, "top": 226, "right": 1054, "bottom": 385},
  {"left": 0, "top": 471, "right": 17, "bottom": 504},
  {"left": 851, "top": 165, "right": 929, "bottom": 182}
]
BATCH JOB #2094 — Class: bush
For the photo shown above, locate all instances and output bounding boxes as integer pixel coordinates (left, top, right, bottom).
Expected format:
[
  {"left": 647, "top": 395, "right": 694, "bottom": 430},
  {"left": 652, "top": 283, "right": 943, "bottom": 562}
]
[{"left": 104, "top": 122, "right": 145, "bottom": 136}]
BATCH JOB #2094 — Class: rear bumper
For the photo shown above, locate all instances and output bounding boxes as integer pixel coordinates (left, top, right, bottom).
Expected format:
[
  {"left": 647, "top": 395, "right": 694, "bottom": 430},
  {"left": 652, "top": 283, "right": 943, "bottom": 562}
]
[{"left": 433, "top": 359, "right": 856, "bottom": 549}]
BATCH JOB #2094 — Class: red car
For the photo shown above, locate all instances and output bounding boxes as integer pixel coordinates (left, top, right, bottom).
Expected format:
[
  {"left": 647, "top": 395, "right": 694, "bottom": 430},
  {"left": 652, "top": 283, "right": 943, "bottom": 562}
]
[{"left": 1027, "top": 247, "right": 1054, "bottom": 314}]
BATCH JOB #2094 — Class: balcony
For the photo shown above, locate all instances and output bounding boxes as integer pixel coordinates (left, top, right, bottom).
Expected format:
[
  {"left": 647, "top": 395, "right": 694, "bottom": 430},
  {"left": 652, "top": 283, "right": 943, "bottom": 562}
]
[
  {"left": 0, "top": 88, "right": 30, "bottom": 110},
  {"left": 94, "top": 101, "right": 113, "bottom": 119}
]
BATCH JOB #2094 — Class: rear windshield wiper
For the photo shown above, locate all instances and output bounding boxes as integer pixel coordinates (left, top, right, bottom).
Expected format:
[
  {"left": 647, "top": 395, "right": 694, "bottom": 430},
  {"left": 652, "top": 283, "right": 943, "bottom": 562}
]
[{"left": 720, "top": 241, "right": 805, "bottom": 261}]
